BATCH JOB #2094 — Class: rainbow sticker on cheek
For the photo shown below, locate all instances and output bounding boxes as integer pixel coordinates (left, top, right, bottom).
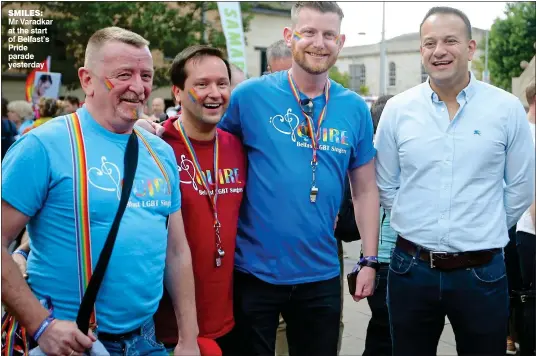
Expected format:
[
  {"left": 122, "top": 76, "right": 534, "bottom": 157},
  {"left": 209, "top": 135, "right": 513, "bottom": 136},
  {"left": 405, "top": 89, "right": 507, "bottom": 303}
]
[
  {"left": 188, "top": 88, "right": 200, "bottom": 103},
  {"left": 335, "top": 35, "right": 341, "bottom": 45},
  {"left": 293, "top": 31, "right": 303, "bottom": 41},
  {"left": 104, "top": 78, "right": 114, "bottom": 91}
]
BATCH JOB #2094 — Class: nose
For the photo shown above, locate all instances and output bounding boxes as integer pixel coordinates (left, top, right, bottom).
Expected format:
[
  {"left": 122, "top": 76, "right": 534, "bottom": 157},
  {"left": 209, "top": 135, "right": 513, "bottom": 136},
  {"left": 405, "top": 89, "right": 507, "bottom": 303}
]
[
  {"left": 207, "top": 83, "right": 223, "bottom": 99},
  {"left": 433, "top": 42, "right": 448, "bottom": 58},
  {"left": 128, "top": 74, "right": 145, "bottom": 97},
  {"left": 311, "top": 32, "right": 325, "bottom": 49}
]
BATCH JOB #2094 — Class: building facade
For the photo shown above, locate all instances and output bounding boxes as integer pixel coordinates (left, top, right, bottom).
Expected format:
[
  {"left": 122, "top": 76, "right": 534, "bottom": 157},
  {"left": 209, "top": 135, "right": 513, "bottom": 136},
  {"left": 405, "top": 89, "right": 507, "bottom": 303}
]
[{"left": 336, "top": 28, "right": 487, "bottom": 97}]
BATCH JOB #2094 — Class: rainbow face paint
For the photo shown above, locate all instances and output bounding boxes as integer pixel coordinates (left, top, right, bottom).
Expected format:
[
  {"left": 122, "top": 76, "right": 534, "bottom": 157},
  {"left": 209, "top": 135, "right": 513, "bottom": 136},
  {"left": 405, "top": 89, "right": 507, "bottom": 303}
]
[
  {"left": 104, "top": 78, "right": 114, "bottom": 91},
  {"left": 188, "top": 88, "right": 200, "bottom": 103},
  {"left": 335, "top": 35, "right": 341, "bottom": 45},
  {"left": 293, "top": 31, "right": 303, "bottom": 41}
]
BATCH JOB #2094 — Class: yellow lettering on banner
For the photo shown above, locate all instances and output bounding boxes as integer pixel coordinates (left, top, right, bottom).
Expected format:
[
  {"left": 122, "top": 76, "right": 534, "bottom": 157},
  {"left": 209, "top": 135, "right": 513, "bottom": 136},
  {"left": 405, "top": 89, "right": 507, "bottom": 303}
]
[
  {"left": 229, "top": 31, "right": 242, "bottom": 45},
  {"left": 227, "top": 20, "right": 239, "bottom": 30}
]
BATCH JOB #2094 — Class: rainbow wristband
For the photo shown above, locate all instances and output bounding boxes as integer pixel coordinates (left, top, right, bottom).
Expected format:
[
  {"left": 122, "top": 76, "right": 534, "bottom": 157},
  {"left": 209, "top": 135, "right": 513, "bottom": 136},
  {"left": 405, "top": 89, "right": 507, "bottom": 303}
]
[
  {"left": 361, "top": 256, "right": 378, "bottom": 262},
  {"left": 33, "top": 316, "right": 55, "bottom": 342},
  {"left": 12, "top": 250, "right": 28, "bottom": 260}
]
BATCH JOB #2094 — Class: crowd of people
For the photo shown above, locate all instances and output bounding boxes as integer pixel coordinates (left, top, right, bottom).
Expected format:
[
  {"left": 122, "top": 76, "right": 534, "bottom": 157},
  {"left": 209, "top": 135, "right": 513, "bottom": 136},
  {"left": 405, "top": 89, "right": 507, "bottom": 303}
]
[{"left": 1, "top": 2, "right": 535, "bottom": 356}]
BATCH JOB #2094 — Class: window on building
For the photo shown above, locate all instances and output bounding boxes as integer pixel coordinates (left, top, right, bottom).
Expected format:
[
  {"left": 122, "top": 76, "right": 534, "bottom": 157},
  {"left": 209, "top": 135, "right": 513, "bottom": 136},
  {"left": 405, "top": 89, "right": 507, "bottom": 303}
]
[
  {"left": 389, "top": 62, "right": 396, "bottom": 87},
  {"left": 421, "top": 64, "right": 428, "bottom": 83},
  {"left": 349, "top": 64, "right": 366, "bottom": 91},
  {"left": 258, "top": 48, "right": 268, "bottom": 76}
]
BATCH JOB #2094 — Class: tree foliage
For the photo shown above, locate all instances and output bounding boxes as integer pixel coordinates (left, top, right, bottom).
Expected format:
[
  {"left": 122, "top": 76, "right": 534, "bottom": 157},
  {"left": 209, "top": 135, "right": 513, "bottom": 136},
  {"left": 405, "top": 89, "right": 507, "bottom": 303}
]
[
  {"left": 329, "top": 66, "right": 349, "bottom": 88},
  {"left": 488, "top": 2, "right": 536, "bottom": 91},
  {"left": 2, "top": 1, "right": 253, "bottom": 89}
]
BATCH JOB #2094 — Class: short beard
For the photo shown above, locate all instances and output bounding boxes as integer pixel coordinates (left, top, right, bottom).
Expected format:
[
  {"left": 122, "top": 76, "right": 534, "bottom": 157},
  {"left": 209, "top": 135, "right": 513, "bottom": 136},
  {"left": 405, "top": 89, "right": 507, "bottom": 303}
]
[{"left": 291, "top": 44, "right": 337, "bottom": 75}]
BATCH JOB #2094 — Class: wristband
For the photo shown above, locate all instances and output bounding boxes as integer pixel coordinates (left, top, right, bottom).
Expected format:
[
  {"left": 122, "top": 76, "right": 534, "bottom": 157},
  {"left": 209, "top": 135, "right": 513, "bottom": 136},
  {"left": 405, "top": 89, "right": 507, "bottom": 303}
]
[
  {"left": 12, "top": 250, "right": 28, "bottom": 260},
  {"left": 33, "top": 315, "right": 55, "bottom": 342},
  {"left": 361, "top": 256, "right": 378, "bottom": 262}
]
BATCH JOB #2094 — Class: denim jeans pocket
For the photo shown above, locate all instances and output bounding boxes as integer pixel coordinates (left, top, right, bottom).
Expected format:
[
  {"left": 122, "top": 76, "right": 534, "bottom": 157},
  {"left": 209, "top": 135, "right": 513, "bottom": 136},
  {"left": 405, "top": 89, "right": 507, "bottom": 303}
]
[
  {"left": 470, "top": 253, "right": 507, "bottom": 283},
  {"left": 389, "top": 249, "right": 415, "bottom": 275},
  {"left": 140, "top": 318, "right": 165, "bottom": 349}
]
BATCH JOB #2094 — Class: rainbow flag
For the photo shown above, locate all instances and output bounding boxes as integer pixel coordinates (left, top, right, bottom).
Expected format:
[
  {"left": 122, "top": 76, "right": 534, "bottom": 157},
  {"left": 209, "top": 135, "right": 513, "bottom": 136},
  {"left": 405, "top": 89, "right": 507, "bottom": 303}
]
[{"left": 25, "top": 56, "right": 51, "bottom": 102}]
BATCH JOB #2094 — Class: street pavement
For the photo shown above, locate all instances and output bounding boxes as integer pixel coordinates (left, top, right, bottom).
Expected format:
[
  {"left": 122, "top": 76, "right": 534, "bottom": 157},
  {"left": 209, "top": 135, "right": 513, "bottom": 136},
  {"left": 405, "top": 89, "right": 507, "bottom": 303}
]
[{"left": 339, "top": 241, "right": 459, "bottom": 356}]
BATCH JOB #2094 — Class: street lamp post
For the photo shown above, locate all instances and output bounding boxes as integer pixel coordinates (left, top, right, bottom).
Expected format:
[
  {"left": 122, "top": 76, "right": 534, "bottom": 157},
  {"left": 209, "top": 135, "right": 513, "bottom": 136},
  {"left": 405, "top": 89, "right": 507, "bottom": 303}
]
[
  {"left": 379, "top": 1, "right": 387, "bottom": 95},
  {"left": 483, "top": 30, "right": 490, "bottom": 83}
]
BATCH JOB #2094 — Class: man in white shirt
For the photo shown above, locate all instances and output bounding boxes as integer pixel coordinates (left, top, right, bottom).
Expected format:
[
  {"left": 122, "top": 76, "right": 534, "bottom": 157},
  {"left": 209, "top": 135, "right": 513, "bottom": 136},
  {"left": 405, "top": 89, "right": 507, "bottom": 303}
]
[{"left": 374, "top": 6, "right": 535, "bottom": 356}]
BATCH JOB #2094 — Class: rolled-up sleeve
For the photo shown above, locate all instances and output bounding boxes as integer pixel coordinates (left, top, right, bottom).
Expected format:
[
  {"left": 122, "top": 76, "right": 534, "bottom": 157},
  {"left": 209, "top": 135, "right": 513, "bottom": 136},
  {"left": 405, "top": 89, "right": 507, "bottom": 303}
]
[
  {"left": 374, "top": 101, "right": 400, "bottom": 211},
  {"left": 503, "top": 101, "right": 535, "bottom": 228}
]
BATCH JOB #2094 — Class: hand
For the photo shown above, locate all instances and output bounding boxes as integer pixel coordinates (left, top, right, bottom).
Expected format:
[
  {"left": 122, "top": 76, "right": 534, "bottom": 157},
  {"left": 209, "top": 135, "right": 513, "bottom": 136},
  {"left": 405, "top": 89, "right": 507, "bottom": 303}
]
[
  {"left": 174, "top": 339, "right": 200, "bottom": 356},
  {"left": 37, "top": 319, "right": 96, "bottom": 356},
  {"left": 135, "top": 119, "right": 165, "bottom": 137},
  {"left": 352, "top": 266, "right": 376, "bottom": 302},
  {"left": 12, "top": 252, "right": 28, "bottom": 278}
]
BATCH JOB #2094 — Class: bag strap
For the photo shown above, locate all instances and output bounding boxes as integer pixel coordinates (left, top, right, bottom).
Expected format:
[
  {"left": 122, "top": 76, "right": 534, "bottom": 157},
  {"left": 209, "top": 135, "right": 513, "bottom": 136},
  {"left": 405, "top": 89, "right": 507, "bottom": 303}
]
[{"left": 66, "top": 113, "right": 139, "bottom": 334}]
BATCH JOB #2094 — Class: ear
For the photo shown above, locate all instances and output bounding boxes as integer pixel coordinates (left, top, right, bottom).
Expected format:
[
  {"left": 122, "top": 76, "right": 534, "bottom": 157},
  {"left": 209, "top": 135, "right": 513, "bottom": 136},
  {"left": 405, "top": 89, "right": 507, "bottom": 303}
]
[
  {"left": 283, "top": 27, "right": 293, "bottom": 48},
  {"left": 78, "top": 67, "right": 94, "bottom": 97},
  {"left": 336, "top": 34, "right": 346, "bottom": 51},
  {"left": 468, "top": 39, "right": 477, "bottom": 61},
  {"left": 172, "top": 85, "right": 181, "bottom": 105}
]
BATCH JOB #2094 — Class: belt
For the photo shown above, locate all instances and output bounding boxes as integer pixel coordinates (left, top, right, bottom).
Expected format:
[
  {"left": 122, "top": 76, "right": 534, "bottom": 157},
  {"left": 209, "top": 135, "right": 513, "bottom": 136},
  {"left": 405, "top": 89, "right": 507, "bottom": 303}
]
[
  {"left": 396, "top": 236, "right": 500, "bottom": 270},
  {"left": 97, "top": 327, "right": 141, "bottom": 342}
]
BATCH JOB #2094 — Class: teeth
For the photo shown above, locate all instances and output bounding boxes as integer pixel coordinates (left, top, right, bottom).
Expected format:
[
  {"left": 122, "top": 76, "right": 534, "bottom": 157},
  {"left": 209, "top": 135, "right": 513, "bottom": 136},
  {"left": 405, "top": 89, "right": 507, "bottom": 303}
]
[{"left": 203, "top": 104, "right": 220, "bottom": 108}]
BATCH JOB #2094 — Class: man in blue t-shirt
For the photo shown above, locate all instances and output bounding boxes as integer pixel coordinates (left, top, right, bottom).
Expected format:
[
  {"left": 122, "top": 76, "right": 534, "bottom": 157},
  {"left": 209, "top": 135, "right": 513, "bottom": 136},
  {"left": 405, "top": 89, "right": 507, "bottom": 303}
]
[
  {"left": 218, "top": 2, "right": 380, "bottom": 355},
  {"left": 1, "top": 27, "right": 199, "bottom": 356}
]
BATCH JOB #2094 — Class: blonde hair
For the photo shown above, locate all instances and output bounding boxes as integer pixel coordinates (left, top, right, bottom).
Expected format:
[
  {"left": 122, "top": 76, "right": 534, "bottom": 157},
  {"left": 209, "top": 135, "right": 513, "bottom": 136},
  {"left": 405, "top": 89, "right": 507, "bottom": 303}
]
[
  {"left": 7, "top": 100, "right": 33, "bottom": 119},
  {"left": 84, "top": 27, "right": 150, "bottom": 68}
]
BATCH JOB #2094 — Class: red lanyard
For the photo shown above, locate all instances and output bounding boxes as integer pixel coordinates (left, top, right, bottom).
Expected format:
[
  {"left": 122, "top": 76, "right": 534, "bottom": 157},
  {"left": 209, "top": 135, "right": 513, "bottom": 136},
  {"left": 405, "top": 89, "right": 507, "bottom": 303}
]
[
  {"left": 174, "top": 119, "right": 225, "bottom": 267},
  {"left": 287, "top": 70, "right": 331, "bottom": 203}
]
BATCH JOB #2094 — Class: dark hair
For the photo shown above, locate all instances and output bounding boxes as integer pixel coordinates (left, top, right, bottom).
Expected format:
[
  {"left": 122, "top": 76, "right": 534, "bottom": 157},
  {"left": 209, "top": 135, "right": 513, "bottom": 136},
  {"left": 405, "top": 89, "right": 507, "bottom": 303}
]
[
  {"left": 420, "top": 6, "right": 472, "bottom": 39},
  {"left": 170, "top": 45, "right": 231, "bottom": 90},
  {"left": 65, "top": 95, "right": 80, "bottom": 106},
  {"left": 38, "top": 74, "right": 53, "bottom": 85},
  {"left": 1, "top": 97, "right": 8, "bottom": 118},
  {"left": 291, "top": 2, "right": 344, "bottom": 22},
  {"left": 371, "top": 95, "right": 393, "bottom": 134}
]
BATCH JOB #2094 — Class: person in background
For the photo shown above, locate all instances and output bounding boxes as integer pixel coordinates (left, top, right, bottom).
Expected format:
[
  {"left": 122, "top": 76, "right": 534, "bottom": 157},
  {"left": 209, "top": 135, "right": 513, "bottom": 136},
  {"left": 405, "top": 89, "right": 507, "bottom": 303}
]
[
  {"left": 6, "top": 100, "right": 34, "bottom": 134},
  {"left": 2, "top": 97, "right": 18, "bottom": 160},
  {"left": 22, "top": 97, "right": 60, "bottom": 134},
  {"left": 149, "top": 97, "right": 167, "bottom": 123},
  {"left": 266, "top": 39, "right": 293, "bottom": 74},
  {"left": 375, "top": 6, "right": 535, "bottom": 356},
  {"left": 515, "top": 78, "right": 536, "bottom": 356},
  {"left": 230, "top": 64, "right": 246, "bottom": 91},
  {"left": 360, "top": 94, "right": 395, "bottom": 356},
  {"left": 63, "top": 95, "right": 80, "bottom": 114}
]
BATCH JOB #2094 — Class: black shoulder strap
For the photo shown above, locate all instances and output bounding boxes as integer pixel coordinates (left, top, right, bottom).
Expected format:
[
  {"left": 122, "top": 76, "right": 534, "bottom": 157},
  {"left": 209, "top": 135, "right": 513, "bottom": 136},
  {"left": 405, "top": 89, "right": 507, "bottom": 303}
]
[{"left": 76, "top": 132, "right": 139, "bottom": 334}]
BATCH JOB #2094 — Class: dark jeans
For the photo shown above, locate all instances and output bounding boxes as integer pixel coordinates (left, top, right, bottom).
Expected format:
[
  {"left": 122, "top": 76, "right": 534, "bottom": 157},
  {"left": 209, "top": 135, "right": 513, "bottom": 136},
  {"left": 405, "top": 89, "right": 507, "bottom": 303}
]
[
  {"left": 388, "top": 246, "right": 509, "bottom": 356},
  {"left": 233, "top": 270, "right": 341, "bottom": 356},
  {"left": 363, "top": 263, "right": 391, "bottom": 356},
  {"left": 516, "top": 231, "right": 536, "bottom": 356}
]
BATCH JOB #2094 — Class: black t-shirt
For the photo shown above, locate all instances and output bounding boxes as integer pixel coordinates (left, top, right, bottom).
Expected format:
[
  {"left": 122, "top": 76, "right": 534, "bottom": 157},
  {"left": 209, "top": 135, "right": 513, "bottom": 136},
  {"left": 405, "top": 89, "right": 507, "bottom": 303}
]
[{"left": 1, "top": 117, "right": 17, "bottom": 160}]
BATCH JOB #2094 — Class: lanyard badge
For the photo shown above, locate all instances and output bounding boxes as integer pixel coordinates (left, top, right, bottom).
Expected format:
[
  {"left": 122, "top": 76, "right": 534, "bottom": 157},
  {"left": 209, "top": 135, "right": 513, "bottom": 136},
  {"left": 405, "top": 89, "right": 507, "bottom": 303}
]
[
  {"left": 174, "top": 119, "right": 225, "bottom": 267},
  {"left": 287, "top": 70, "right": 331, "bottom": 203}
]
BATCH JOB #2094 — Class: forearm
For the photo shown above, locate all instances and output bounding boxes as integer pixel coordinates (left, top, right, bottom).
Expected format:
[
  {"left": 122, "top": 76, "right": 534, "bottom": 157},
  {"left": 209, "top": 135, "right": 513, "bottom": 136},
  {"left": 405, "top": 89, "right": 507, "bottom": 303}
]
[
  {"left": 164, "top": 245, "right": 198, "bottom": 343},
  {"left": 1, "top": 246, "right": 49, "bottom": 335},
  {"left": 353, "top": 188, "right": 380, "bottom": 257}
]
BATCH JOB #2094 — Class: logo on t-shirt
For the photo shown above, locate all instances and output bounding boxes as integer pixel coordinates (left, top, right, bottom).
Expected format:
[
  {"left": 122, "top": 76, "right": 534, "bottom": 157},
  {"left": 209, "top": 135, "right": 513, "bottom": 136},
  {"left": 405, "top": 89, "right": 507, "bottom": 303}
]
[
  {"left": 269, "top": 108, "right": 350, "bottom": 155},
  {"left": 88, "top": 155, "right": 170, "bottom": 209},
  {"left": 178, "top": 155, "right": 243, "bottom": 195}
]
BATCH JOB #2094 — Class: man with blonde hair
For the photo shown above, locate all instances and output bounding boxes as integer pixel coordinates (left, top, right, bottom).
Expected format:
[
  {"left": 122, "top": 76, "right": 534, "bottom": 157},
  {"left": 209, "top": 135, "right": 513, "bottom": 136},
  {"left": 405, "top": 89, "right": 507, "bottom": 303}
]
[
  {"left": 2, "top": 26, "right": 199, "bottom": 356},
  {"left": 6, "top": 100, "right": 34, "bottom": 134}
]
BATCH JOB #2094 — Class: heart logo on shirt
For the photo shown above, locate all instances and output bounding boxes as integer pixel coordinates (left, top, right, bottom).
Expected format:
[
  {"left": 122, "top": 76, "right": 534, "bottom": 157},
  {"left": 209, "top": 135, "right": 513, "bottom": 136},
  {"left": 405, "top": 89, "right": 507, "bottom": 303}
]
[{"left": 87, "top": 156, "right": 122, "bottom": 200}]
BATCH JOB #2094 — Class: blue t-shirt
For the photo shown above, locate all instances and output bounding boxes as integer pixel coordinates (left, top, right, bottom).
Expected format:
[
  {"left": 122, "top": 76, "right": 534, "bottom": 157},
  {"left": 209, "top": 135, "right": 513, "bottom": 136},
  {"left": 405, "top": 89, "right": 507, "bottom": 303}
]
[
  {"left": 1, "top": 107, "right": 181, "bottom": 333},
  {"left": 219, "top": 71, "right": 376, "bottom": 284}
]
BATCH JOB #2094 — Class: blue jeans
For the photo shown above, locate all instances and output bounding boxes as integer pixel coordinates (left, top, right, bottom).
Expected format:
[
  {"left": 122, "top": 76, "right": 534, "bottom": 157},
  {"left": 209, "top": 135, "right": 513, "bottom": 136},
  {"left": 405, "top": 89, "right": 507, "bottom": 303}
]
[
  {"left": 98, "top": 318, "right": 168, "bottom": 356},
  {"left": 387, "top": 246, "right": 509, "bottom": 356},
  {"left": 233, "top": 270, "right": 341, "bottom": 356}
]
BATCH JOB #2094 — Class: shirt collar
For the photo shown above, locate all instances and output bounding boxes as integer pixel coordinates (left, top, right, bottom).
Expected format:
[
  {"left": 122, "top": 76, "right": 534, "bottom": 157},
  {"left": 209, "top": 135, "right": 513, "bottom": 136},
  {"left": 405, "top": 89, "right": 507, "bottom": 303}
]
[{"left": 424, "top": 71, "right": 477, "bottom": 103}]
